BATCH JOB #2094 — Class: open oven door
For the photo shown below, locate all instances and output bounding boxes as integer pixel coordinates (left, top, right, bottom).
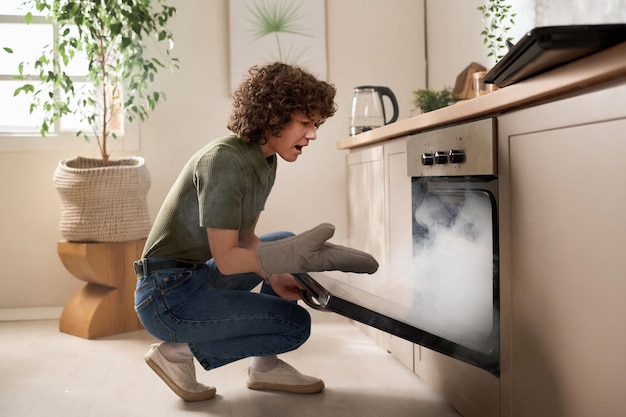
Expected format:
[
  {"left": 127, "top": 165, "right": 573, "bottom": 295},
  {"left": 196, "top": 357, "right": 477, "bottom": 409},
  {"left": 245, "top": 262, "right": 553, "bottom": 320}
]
[{"left": 294, "top": 271, "right": 499, "bottom": 376}]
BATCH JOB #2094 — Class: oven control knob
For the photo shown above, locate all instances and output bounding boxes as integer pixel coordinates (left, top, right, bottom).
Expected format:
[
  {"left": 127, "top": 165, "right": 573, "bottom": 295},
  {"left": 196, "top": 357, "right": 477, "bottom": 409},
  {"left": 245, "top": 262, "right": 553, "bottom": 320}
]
[
  {"left": 434, "top": 151, "right": 448, "bottom": 164},
  {"left": 449, "top": 149, "right": 466, "bottom": 163},
  {"left": 421, "top": 153, "right": 434, "bottom": 165}
]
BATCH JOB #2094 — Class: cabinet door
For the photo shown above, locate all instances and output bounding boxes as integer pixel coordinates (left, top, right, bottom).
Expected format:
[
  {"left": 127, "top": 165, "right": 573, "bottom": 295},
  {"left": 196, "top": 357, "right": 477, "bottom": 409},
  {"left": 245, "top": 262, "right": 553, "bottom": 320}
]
[
  {"left": 346, "top": 145, "right": 385, "bottom": 291},
  {"left": 345, "top": 145, "right": 389, "bottom": 348},
  {"left": 345, "top": 140, "right": 415, "bottom": 359},
  {"left": 384, "top": 139, "right": 415, "bottom": 370},
  {"left": 498, "top": 83, "right": 626, "bottom": 417}
]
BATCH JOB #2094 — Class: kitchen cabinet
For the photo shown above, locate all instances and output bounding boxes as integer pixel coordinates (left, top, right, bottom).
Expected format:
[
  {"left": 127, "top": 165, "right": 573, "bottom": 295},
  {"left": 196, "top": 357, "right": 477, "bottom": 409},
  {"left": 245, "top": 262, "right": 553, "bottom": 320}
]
[
  {"left": 341, "top": 43, "right": 626, "bottom": 417},
  {"left": 345, "top": 144, "right": 385, "bottom": 295},
  {"left": 345, "top": 138, "right": 414, "bottom": 366},
  {"left": 381, "top": 139, "right": 414, "bottom": 370},
  {"left": 346, "top": 137, "right": 499, "bottom": 417},
  {"left": 345, "top": 143, "right": 389, "bottom": 350},
  {"left": 498, "top": 81, "right": 626, "bottom": 417},
  {"left": 344, "top": 82, "right": 626, "bottom": 417}
]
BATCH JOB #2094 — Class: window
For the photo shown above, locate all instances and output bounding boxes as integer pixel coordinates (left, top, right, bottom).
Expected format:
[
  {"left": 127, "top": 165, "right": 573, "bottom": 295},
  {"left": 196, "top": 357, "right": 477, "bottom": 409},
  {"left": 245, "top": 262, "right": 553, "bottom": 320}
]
[
  {"left": 0, "top": 2, "right": 49, "bottom": 134},
  {"left": 0, "top": 1, "right": 138, "bottom": 152}
]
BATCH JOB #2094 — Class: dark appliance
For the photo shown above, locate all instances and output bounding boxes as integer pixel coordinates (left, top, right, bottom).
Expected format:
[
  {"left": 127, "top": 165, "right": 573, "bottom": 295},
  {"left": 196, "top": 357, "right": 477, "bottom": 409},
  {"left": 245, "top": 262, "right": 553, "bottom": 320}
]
[
  {"left": 296, "top": 118, "right": 500, "bottom": 375},
  {"left": 484, "top": 24, "right": 626, "bottom": 87}
]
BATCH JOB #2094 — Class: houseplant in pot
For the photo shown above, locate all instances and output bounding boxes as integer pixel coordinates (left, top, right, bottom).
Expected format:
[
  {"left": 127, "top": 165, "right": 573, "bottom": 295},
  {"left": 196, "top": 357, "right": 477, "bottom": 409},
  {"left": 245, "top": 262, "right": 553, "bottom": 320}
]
[
  {"left": 14, "top": 0, "right": 178, "bottom": 242},
  {"left": 412, "top": 87, "right": 455, "bottom": 113}
]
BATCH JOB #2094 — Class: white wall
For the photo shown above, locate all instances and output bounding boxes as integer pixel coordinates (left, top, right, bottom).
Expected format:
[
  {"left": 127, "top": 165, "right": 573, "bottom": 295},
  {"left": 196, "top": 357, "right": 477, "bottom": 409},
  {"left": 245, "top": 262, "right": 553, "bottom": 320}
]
[
  {"left": 5, "top": 0, "right": 622, "bottom": 314},
  {"left": 534, "top": 0, "right": 626, "bottom": 25},
  {"left": 0, "top": 0, "right": 425, "bottom": 313},
  {"left": 425, "top": 0, "right": 624, "bottom": 91},
  {"left": 425, "top": 0, "right": 534, "bottom": 90}
]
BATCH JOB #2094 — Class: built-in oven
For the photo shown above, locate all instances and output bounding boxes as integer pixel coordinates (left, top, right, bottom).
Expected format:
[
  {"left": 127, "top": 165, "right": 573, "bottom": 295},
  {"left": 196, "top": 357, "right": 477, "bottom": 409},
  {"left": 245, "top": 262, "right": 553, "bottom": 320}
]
[{"left": 296, "top": 118, "right": 499, "bottom": 375}]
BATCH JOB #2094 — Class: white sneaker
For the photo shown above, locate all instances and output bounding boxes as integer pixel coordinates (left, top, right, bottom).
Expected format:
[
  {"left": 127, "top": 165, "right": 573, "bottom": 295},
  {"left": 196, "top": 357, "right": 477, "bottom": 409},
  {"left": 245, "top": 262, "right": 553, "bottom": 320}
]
[
  {"left": 247, "top": 359, "right": 325, "bottom": 394},
  {"left": 145, "top": 343, "right": 216, "bottom": 401}
]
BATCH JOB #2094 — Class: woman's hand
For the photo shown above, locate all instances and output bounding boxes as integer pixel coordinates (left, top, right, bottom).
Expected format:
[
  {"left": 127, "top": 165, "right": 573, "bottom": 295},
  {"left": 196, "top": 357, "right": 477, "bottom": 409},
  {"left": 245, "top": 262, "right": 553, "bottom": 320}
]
[
  {"left": 257, "top": 223, "right": 379, "bottom": 275},
  {"left": 267, "top": 273, "right": 304, "bottom": 300}
]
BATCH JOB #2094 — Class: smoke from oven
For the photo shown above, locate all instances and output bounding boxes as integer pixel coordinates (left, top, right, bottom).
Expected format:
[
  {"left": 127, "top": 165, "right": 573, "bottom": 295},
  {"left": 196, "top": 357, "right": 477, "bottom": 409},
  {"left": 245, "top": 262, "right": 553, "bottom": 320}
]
[{"left": 409, "top": 187, "right": 495, "bottom": 352}]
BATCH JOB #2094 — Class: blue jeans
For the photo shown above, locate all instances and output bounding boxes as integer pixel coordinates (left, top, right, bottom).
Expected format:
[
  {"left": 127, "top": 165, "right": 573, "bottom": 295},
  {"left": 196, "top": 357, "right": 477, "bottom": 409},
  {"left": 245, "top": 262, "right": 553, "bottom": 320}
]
[{"left": 134, "top": 231, "right": 311, "bottom": 371}]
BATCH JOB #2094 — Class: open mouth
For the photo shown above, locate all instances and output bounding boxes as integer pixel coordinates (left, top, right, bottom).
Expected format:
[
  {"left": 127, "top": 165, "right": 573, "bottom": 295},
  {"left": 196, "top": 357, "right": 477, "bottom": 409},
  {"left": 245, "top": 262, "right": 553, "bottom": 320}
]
[{"left": 295, "top": 145, "right": 303, "bottom": 151}]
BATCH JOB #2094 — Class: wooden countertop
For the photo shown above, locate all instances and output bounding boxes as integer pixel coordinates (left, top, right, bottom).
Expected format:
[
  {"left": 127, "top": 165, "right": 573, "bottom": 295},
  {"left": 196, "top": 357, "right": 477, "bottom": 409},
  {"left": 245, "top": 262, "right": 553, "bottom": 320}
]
[{"left": 337, "top": 41, "right": 626, "bottom": 150}]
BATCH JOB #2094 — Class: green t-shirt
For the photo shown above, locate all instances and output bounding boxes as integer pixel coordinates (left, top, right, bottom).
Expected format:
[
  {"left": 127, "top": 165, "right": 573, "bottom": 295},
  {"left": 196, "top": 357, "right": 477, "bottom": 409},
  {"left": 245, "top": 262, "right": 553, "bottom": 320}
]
[{"left": 142, "top": 135, "right": 277, "bottom": 263}]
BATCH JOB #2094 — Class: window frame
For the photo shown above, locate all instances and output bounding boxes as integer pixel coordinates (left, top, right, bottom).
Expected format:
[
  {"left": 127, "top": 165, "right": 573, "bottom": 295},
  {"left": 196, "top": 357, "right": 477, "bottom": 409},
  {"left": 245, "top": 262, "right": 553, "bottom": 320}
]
[{"left": 0, "top": 9, "right": 140, "bottom": 153}]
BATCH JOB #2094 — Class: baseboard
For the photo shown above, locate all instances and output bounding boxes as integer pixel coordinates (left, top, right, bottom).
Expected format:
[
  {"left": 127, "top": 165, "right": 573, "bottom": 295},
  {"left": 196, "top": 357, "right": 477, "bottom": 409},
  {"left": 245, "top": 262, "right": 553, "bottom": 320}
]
[
  {"left": 0, "top": 307, "right": 63, "bottom": 321},
  {"left": 0, "top": 305, "right": 345, "bottom": 323}
]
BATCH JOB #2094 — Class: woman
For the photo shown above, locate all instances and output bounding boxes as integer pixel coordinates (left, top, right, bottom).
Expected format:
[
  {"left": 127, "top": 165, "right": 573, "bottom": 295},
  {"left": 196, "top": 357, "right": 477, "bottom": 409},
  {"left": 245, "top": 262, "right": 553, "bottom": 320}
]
[{"left": 134, "top": 63, "right": 378, "bottom": 402}]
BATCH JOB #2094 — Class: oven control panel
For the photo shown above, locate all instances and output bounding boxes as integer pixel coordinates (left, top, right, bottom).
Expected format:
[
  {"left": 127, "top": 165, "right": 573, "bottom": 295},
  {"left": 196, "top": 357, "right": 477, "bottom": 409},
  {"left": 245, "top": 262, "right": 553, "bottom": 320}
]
[
  {"left": 421, "top": 149, "right": 466, "bottom": 165},
  {"left": 407, "top": 118, "right": 497, "bottom": 177}
]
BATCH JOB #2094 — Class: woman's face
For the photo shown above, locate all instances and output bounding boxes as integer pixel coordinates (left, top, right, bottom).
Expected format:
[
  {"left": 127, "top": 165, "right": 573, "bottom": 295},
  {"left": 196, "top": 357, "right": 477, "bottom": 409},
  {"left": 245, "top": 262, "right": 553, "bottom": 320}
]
[{"left": 262, "top": 113, "right": 321, "bottom": 162}]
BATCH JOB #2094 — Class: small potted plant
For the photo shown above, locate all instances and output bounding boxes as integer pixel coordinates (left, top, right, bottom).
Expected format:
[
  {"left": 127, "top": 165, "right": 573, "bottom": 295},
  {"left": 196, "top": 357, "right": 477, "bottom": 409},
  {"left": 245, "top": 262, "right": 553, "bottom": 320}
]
[
  {"left": 12, "top": 0, "right": 178, "bottom": 242},
  {"left": 412, "top": 87, "right": 455, "bottom": 113}
]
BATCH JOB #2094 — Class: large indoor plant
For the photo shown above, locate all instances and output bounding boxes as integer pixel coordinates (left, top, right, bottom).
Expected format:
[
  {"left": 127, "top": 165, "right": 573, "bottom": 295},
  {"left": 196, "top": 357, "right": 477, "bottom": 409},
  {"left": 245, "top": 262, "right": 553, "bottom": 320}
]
[{"left": 14, "top": 0, "right": 178, "bottom": 242}]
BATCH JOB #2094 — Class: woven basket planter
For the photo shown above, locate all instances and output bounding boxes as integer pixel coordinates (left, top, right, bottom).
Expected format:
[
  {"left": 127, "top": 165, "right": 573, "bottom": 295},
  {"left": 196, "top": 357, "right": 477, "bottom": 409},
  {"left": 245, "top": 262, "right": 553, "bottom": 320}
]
[{"left": 53, "top": 156, "right": 151, "bottom": 242}]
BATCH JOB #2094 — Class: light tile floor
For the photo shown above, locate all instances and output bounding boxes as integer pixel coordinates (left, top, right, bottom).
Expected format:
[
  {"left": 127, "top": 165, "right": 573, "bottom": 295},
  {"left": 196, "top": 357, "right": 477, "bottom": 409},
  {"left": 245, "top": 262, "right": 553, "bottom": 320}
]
[{"left": 0, "top": 308, "right": 461, "bottom": 417}]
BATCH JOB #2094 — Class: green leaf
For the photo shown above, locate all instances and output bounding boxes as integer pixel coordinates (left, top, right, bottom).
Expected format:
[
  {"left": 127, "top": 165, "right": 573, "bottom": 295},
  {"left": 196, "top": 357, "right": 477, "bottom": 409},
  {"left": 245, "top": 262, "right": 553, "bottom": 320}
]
[
  {"left": 110, "top": 23, "right": 123, "bottom": 36},
  {"left": 478, "top": 0, "right": 515, "bottom": 63},
  {"left": 14, "top": 84, "right": 35, "bottom": 96}
]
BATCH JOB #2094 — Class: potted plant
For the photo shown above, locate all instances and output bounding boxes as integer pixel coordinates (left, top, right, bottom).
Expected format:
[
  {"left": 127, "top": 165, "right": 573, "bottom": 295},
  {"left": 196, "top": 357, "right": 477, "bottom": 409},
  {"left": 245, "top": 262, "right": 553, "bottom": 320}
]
[
  {"left": 412, "top": 87, "right": 455, "bottom": 113},
  {"left": 13, "top": 0, "right": 178, "bottom": 242}
]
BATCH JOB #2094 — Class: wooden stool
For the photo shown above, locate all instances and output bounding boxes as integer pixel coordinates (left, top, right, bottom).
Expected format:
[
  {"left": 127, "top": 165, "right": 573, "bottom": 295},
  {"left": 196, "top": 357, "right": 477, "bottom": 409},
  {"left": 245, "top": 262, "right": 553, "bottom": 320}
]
[{"left": 58, "top": 239, "right": 146, "bottom": 339}]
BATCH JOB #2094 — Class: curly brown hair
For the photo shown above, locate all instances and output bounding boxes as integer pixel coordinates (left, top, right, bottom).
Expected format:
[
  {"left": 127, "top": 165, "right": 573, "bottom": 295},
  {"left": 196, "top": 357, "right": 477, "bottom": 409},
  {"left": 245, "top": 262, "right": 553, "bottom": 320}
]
[{"left": 227, "top": 62, "right": 337, "bottom": 143}]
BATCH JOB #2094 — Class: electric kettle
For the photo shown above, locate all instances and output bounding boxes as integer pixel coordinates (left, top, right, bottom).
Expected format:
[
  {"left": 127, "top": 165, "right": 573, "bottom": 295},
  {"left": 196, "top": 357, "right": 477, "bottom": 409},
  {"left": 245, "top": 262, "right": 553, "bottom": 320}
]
[{"left": 350, "top": 86, "right": 399, "bottom": 135}]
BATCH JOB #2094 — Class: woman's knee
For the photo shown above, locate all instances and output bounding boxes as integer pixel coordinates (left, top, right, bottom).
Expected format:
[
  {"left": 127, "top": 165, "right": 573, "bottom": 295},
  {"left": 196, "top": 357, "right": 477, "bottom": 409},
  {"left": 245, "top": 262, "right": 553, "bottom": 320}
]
[{"left": 289, "top": 305, "right": 312, "bottom": 344}]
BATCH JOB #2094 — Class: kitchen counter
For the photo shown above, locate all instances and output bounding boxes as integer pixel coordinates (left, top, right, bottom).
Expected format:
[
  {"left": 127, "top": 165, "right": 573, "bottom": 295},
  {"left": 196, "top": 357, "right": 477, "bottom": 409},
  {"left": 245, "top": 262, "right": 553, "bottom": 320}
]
[{"left": 337, "top": 41, "right": 626, "bottom": 150}]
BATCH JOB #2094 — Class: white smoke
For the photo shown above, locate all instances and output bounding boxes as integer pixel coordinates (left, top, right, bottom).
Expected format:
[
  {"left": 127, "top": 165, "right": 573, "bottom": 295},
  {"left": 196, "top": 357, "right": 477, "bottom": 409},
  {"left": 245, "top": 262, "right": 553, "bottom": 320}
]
[{"left": 409, "top": 189, "right": 495, "bottom": 351}]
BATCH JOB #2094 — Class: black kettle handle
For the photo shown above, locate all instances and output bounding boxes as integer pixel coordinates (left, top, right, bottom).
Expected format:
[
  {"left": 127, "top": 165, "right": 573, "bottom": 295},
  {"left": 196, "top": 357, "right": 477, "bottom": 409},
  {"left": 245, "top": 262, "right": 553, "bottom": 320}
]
[{"left": 376, "top": 86, "right": 399, "bottom": 125}]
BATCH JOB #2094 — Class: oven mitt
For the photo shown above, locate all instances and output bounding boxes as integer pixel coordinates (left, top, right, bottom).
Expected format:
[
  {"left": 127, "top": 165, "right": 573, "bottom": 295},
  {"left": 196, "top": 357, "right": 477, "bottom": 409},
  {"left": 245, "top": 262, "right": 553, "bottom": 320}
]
[{"left": 257, "top": 223, "right": 379, "bottom": 275}]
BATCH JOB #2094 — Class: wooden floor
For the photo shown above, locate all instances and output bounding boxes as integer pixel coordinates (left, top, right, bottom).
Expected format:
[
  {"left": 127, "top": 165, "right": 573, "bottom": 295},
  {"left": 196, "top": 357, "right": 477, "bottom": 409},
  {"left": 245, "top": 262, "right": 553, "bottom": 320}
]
[{"left": 0, "top": 308, "right": 461, "bottom": 417}]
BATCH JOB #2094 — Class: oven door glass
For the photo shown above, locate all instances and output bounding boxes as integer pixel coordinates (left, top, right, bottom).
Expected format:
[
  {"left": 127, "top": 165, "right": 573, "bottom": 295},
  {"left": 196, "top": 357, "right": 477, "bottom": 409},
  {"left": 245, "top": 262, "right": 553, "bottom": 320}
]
[{"left": 295, "top": 181, "right": 499, "bottom": 375}]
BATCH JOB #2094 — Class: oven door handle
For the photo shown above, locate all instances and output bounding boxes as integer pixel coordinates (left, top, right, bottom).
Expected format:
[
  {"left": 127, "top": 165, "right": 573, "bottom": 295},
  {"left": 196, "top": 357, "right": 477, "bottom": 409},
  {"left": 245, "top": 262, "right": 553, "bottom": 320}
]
[
  {"left": 294, "top": 273, "right": 332, "bottom": 312},
  {"left": 299, "top": 289, "right": 329, "bottom": 312}
]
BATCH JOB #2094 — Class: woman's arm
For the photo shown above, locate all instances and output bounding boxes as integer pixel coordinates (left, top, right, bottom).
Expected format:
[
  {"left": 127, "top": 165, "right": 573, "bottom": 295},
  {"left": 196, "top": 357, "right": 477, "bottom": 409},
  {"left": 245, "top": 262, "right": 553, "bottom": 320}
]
[
  {"left": 206, "top": 218, "right": 303, "bottom": 300},
  {"left": 237, "top": 215, "right": 261, "bottom": 251},
  {"left": 206, "top": 226, "right": 264, "bottom": 277}
]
